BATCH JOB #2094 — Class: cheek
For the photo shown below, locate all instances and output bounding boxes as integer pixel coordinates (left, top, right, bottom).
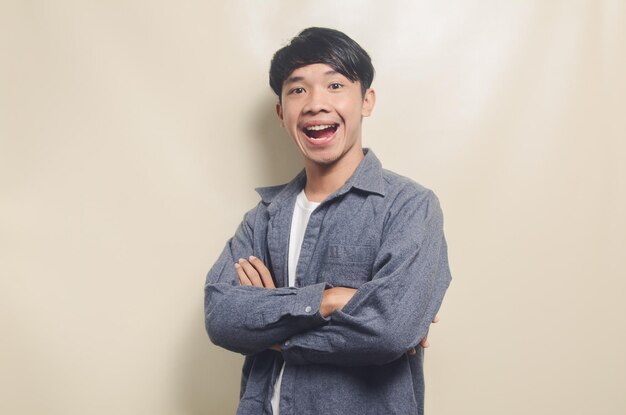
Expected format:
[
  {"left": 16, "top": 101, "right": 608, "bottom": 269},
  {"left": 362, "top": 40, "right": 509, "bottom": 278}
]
[
  {"left": 282, "top": 107, "right": 300, "bottom": 127},
  {"left": 338, "top": 106, "right": 361, "bottom": 127},
  {"left": 280, "top": 113, "right": 295, "bottom": 129},
  {"left": 336, "top": 96, "right": 363, "bottom": 123}
]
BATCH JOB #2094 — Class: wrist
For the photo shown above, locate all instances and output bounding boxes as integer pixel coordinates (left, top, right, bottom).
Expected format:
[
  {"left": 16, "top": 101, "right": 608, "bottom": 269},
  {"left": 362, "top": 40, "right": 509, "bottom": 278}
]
[{"left": 320, "top": 288, "right": 337, "bottom": 317}]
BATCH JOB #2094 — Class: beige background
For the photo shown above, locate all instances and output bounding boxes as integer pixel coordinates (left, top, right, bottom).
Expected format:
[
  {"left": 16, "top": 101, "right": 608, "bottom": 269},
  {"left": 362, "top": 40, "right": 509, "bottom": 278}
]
[{"left": 1, "top": 1, "right": 625, "bottom": 414}]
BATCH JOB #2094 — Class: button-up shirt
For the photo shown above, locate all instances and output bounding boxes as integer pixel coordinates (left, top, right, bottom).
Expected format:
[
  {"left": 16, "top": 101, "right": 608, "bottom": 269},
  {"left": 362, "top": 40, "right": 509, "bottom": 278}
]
[{"left": 204, "top": 149, "right": 452, "bottom": 415}]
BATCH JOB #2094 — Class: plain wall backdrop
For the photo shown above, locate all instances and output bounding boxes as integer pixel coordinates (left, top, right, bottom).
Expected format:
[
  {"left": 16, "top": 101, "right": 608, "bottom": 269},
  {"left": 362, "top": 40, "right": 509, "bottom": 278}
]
[{"left": 1, "top": 1, "right": 625, "bottom": 414}]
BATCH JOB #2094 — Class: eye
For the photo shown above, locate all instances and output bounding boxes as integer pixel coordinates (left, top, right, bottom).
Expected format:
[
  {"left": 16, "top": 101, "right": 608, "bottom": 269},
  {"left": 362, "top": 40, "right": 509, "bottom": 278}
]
[
  {"left": 329, "top": 82, "right": 343, "bottom": 90},
  {"left": 290, "top": 87, "right": 305, "bottom": 95}
]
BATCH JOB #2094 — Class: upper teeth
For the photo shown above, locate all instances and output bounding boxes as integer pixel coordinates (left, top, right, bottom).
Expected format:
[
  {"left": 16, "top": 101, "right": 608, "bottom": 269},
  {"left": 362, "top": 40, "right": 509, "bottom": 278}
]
[{"left": 306, "top": 124, "right": 334, "bottom": 131}]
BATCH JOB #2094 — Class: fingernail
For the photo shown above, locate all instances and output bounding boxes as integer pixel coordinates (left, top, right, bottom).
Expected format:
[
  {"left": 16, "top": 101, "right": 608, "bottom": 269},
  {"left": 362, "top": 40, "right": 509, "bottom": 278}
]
[
  {"left": 234, "top": 263, "right": 241, "bottom": 268},
  {"left": 238, "top": 258, "right": 245, "bottom": 263},
  {"left": 249, "top": 255, "right": 256, "bottom": 260}
]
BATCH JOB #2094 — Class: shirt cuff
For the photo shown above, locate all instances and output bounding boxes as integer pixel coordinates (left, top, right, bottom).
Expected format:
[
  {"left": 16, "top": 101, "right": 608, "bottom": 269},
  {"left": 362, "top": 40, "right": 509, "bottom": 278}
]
[
  {"left": 290, "top": 282, "right": 329, "bottom": 322},
  {"left": 279, "top": 282, "right": 333, "bottom": 364},
  {"left": 280, "top": 329, "right": 334, "bottom": 365}
]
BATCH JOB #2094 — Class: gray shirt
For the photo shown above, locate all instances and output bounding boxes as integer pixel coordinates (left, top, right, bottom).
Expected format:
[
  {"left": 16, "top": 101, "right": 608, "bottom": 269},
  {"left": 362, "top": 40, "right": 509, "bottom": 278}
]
[{"left": 204, "top": 149, "right": 452, "bottom": 415}]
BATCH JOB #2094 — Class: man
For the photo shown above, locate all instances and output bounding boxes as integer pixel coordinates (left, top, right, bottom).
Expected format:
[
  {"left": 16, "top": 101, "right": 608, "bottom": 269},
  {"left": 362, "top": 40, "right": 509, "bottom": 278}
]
[{"left": 205, "top": 27, "right": 451, "bottom": 415}]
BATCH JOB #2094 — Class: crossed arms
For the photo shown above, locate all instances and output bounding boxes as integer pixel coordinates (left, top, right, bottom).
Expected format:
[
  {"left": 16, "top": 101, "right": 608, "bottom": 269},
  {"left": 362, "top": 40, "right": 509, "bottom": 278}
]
[
  {"left": 235, "top": 256, "right": 438, "bottom": 353},
  {"left": 204, "top": 189, "right": 451, "bottom": 366}
]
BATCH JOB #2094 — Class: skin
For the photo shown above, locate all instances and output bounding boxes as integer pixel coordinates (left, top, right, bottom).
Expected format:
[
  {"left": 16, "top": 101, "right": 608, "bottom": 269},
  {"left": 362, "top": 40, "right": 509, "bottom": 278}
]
[{"left": 236, "top": 63, "right": 438, "bottom": 353}]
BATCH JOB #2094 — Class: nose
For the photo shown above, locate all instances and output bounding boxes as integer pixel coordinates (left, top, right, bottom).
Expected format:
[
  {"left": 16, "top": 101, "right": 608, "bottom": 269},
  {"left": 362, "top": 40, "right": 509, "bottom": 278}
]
[{"left": 302, "top": 87, "right": 330, "bottom": 114}]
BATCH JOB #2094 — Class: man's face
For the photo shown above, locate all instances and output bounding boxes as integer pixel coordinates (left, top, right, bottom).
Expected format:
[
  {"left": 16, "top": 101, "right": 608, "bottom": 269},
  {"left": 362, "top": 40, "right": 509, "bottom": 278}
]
[{"left": 276, "top": 63, "right": 375, "bottom": 169}]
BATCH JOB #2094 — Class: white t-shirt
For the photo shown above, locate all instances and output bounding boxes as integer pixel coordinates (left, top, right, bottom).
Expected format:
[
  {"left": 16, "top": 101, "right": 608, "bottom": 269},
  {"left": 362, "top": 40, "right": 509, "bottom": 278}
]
[{"left": 270, "top": 189, "right": 320, "bottom": 414}]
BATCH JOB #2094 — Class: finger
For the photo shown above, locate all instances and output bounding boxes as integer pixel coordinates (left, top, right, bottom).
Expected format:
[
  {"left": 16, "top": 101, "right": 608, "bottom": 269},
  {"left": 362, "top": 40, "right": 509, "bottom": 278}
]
[
  {"left": 432, "top": 314, "right": 440, "bottom": 323},
  {"left": 420, "top": 337, "right": 430, "bottom": 348},
  {"left": 235, "top": 263, "right": 252, "bottom": 286},
  {"left": 238, "top": 258, "right": 263, "bottom": 287},
  {"left": 406, "top": 347, "right": 417, "bottom": 355},
  {"left": 249, "top": 256, "right": 275, "bottom": 288}
]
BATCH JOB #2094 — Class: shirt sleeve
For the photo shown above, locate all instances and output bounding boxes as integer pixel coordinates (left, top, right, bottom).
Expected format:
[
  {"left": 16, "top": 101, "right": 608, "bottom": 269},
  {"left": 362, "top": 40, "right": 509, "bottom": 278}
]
[
  {"left": 204, "top": 203, "right": 329, "bottom": 356},
  {"left": 280, "top": 189, "right": 452, "bottom": 366}
]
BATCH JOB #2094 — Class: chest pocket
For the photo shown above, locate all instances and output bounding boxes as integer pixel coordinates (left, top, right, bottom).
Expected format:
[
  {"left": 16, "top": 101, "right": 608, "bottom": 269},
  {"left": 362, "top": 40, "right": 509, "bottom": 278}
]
[{"left": 320, "top": 244, "right": 376, "bottom": 288}]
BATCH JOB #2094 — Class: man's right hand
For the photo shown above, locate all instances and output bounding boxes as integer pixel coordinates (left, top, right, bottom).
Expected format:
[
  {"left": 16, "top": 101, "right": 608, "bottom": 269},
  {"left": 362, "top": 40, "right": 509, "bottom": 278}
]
[
  {"left": 299, "top": 287, "right": 441, "bottom": 356},
  {"left": 407, "top": 315, "right": 440, "bottom": 355}
]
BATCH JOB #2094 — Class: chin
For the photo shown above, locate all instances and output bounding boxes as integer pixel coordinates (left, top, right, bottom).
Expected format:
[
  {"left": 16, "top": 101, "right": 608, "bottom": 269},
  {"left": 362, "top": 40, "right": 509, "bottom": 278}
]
[{"left": 307, "top": 150, "right": 343, "bottom": 167}]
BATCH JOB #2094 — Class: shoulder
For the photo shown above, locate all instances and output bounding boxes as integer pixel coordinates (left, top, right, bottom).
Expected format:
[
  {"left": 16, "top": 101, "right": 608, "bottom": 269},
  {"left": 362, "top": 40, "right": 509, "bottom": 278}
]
[
  {"left": 377, "top": 168, "right": 444, "bottom": 233},
  {"left": 242, "top": 171, "right": 303, "bottom": 228},
  {"left": 239, "top": 182, "right": 289, "bottom": 228},
  {"left": 381, "top": 168, "right": 438, "bottom": 207}
]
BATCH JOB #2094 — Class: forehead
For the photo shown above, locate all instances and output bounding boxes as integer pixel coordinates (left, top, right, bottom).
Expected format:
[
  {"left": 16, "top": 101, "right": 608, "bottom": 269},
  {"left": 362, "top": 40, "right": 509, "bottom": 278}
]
[{"left": 285, "top": 63, "right": 347, "bottom": 83}]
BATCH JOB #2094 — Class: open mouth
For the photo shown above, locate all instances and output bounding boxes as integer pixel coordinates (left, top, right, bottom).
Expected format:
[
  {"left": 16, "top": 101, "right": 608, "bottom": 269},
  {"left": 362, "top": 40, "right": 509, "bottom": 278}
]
[{"left": 302, "top": 124, "right": 339, "bottom": 140}]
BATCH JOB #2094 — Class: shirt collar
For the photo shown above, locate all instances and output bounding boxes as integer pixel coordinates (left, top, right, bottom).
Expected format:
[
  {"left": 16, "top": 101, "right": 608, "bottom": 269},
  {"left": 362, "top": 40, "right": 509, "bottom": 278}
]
[
  {"left": 345, "top": 148, "right": 386, "bottom": 197},
  {"left": 255, "top": 148, "right": 386, "bottom": 211}
]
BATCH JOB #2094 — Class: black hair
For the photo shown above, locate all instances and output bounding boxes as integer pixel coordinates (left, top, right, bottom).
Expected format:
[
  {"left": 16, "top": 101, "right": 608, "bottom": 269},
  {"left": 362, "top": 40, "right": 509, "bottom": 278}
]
[{"left": 269, "top": 27, "right": 375, "bottom": 99}]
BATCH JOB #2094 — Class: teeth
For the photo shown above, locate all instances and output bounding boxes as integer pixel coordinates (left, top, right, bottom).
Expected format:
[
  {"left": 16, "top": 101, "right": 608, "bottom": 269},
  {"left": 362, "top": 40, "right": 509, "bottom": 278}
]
[{"left": 305, "top": 124, "right": 335, "bottom": 131}]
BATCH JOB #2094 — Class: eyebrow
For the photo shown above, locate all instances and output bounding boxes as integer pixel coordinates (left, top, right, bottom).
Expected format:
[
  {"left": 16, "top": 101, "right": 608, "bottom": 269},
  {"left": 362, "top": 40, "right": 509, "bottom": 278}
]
[
  {"left": 284, "top": 70, "right": 340, "bottom": 85},
  {"left": 284, "top": 75, "right": 304, "bottom": 84}
]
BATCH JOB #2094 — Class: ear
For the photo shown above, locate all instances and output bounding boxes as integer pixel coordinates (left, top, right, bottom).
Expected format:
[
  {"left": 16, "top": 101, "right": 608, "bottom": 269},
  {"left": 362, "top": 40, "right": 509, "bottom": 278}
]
[
  {"left": 275, "top": 103, "right": 284, "bottom": 127},
  {"left": 361, "top": 88, "right": 376, "bottom": 117}
]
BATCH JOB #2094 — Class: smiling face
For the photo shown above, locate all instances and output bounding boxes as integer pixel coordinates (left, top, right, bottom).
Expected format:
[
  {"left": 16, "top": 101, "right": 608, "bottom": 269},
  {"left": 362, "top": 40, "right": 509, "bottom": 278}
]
[{"left": 276, "top": 63, "right": 375, "bottom": 171}]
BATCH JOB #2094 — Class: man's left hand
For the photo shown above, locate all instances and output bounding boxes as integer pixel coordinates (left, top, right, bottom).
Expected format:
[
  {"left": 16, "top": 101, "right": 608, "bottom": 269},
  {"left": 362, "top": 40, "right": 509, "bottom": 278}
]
[
  {"left": 235, "top": 256, "right": 276, "bottom": 288},
  {"left": 235, "top": 256, "right": 282, "bottom": 352}
]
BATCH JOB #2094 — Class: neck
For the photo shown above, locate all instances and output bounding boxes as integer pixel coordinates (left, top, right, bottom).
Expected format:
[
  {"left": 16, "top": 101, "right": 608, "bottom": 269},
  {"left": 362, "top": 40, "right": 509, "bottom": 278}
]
[{"left": 303, "top": 148, "right": 365, "bottom": 202}]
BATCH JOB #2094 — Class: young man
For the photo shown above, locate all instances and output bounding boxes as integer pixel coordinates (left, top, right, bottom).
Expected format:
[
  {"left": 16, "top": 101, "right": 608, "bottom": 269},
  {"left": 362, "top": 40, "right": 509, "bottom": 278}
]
[{"left": 205, "top": 27, "right": 451, "bottom": 415}]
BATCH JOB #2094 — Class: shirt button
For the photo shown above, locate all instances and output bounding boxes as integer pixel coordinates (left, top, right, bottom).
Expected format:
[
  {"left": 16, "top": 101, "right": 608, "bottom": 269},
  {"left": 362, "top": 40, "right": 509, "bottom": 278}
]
[{"left": 304, "top": 306, "right": 312, "bottom": 313}]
